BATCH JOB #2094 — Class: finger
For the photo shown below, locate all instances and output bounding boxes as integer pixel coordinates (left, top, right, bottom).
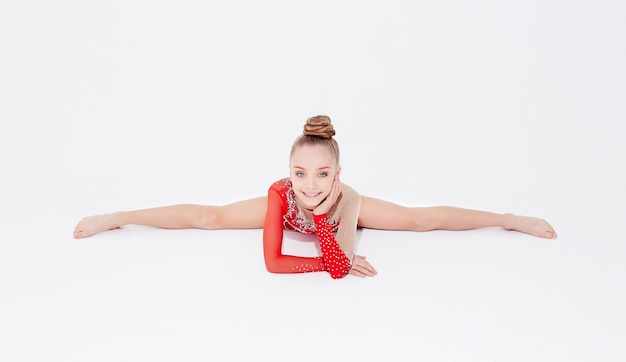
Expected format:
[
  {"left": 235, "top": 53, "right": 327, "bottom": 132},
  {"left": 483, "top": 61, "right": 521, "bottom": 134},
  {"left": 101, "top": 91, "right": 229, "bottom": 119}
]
[
  {"left": 325, "top": 179, "right": 339, "bottom": 204},
  {"left": 350, "top": 263, "right": 370, "bottom": 275},
  {"left": 352, "top": 262, "right": 373, "bottom": 270},
  {"left": 332, "top": 178, "right": 340, "bottom": 198},
  {"left": 352, "top": 265, "right": 376, "bottom": 276},
  {"left": 363, "top": 262, "right": 377, "bottom": 274},
  {"left": 349, "top": 269, "right": 366, "bottom": 278},
  {"left": 360, "top": 262, "right": 377, "bottom": 275},
  {"left": 352, "top": 256, "right": 377, "bottom": 275},
  {"left": 354, "top": 258, "right": 372, "bottom": 268}
]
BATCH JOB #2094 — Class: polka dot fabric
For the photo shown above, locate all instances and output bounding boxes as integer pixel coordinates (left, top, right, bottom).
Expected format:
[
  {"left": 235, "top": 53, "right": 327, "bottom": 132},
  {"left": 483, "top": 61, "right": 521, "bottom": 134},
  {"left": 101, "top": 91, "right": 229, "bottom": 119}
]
[{"left": 313, "top": 214, "right": 352, "bottom": 279}]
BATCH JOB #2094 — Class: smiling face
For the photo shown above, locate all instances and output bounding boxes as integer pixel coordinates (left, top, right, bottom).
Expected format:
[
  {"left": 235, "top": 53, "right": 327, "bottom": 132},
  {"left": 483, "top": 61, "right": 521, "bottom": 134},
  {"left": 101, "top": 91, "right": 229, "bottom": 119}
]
[{"left": 289, "top": 144, "right": 340, "bottom": 211}]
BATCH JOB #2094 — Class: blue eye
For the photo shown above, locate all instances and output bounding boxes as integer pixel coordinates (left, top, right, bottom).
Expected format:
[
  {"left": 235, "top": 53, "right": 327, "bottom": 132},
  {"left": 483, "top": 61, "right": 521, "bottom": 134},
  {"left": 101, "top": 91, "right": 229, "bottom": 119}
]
[
  {"left": 296, "top": 172, "right": 305, "bottom": 177},
  {"left": 319, "top": 172, "right": 328, "bottom": 177}
]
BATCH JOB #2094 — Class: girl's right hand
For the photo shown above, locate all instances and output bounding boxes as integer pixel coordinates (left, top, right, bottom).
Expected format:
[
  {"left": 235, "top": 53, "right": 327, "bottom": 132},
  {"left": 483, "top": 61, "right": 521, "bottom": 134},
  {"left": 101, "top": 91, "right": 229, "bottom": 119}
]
[{"left": 349, "top": 255, "right": 377, "bottom": 278}]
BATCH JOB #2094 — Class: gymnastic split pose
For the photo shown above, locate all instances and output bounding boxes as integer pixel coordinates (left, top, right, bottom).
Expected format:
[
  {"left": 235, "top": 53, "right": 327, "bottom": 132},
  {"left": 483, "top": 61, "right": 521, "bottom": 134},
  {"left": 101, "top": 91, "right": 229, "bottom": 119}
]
[{"left": 73, "top": 115, "right": 557, "bottom": 279}]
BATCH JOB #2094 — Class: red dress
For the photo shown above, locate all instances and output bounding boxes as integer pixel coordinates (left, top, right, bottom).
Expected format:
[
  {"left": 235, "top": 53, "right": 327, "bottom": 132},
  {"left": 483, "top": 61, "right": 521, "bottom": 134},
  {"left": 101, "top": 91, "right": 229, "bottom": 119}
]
[{"left": 263, "top": 178, "right": 352, "bottom": 279}]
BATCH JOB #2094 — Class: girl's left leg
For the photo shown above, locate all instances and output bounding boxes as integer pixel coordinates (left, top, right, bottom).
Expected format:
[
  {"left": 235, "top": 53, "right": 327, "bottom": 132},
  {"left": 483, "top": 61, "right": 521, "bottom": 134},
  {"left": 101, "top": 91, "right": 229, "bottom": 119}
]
[{"left": 358, "top": 196, "right": 557, "bottom": 239}]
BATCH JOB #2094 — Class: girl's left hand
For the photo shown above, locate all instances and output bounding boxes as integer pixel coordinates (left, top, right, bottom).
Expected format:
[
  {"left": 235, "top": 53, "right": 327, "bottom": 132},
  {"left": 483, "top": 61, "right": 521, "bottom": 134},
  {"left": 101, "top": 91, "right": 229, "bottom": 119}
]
[
  {"left": 313, "top": 173, "right": 342, "bottom": 216},
  {"left": 349, "top": 255, "right": 377, "bottom": 277}
]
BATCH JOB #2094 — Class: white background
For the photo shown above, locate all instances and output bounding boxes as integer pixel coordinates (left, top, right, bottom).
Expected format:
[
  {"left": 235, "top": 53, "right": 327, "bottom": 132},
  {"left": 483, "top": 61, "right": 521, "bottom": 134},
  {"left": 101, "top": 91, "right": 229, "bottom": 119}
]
[{"left": 1, "top": 1, "right": 625, "bottom": 361}]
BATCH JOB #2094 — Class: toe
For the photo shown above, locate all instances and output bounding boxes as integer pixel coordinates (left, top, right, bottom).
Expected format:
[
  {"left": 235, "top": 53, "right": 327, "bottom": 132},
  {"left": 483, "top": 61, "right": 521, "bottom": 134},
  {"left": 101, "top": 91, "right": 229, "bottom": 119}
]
[{"left": 74, "top": 229, "right": 85, "bottom": 239}]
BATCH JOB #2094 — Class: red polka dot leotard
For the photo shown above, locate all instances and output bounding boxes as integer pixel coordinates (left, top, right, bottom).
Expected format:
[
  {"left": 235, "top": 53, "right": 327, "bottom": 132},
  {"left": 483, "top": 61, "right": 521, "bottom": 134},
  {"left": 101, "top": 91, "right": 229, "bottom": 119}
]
[{"left": 263, "top": 178, "right": 352, "bottom": 279}]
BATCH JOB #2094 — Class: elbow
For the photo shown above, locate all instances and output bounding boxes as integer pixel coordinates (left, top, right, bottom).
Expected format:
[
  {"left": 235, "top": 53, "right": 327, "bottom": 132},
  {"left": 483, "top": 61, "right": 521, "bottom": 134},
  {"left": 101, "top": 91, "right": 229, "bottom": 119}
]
[
  {"left": 263, "top": 253, "right": 281, "bottom": 274},
  {"left": 265, "top": 263, "right": 280, "bottom": 274}
]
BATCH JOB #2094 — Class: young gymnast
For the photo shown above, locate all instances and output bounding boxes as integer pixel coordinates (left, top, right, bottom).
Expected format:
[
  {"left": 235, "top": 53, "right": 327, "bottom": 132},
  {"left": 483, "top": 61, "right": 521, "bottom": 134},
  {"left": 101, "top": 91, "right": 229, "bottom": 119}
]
[{"left": 73, "top": 115, "right": 557, "bottom": 279}]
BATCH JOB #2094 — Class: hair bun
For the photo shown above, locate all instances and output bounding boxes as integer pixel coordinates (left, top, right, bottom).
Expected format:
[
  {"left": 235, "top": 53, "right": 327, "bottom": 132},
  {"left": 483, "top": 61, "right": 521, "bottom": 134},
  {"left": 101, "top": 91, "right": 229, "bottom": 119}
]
[{"left": 303, "top": 115, "right": 335, "bottom": 139}]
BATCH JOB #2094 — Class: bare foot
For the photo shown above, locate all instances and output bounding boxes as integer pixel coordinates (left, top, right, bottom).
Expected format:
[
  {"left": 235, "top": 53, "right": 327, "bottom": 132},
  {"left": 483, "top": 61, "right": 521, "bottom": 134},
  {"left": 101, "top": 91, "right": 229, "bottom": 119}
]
[
  {"left": 73, "top": 213, "right": 120, "bottom": 239},
  {"left": 505, "top": 214, "right": 557, "bottom": 239}
]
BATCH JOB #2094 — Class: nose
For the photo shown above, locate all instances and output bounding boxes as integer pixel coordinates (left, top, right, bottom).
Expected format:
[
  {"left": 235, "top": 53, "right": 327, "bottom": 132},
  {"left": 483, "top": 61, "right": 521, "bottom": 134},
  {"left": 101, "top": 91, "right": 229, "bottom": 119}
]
[{"left": 304, "top": 175, "right": 317, "bottom": 189}]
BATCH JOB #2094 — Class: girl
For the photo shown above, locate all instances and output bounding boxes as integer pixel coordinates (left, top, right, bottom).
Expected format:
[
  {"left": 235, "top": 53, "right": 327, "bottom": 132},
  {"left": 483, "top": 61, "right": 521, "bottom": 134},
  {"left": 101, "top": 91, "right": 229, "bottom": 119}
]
[{"left": 73, "top": 116, "right": 557, "bottom": 279}]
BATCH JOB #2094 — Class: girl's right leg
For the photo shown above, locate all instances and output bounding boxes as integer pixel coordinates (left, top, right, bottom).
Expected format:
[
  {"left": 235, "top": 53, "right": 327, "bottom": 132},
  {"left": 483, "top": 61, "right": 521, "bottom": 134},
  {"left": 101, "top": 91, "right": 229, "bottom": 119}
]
[{"left": 73, "top": 197, "right": 268, "bottom": 239}]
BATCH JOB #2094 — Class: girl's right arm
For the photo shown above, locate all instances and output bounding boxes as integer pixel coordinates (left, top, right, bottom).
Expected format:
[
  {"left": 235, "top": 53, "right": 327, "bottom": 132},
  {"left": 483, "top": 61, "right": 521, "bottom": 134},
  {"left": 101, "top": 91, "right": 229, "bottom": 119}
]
[{"left": 262, "top": 186, "right": 327, "bottom": 274}]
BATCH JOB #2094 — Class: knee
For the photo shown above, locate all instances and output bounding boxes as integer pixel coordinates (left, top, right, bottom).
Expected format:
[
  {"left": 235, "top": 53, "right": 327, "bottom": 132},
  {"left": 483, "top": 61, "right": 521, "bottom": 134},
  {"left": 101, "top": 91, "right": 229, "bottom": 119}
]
[
  {"left": 411, "top": 208, "right": 441, "bottom": 232},
  {"left": 195, "top": 206, "right": 220, "bottom": 229}
]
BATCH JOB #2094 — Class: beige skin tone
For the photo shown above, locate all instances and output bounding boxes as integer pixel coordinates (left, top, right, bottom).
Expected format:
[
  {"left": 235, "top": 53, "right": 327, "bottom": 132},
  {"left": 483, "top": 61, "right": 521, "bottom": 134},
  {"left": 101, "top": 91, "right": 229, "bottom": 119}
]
[{"left": 74, "top": 144, "right": 557, "bottom": 278}]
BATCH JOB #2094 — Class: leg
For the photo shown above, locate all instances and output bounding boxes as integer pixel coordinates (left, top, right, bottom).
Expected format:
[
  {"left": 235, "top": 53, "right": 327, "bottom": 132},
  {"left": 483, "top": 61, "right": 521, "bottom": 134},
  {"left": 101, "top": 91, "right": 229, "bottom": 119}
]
[
  {"left": 358, "top": 196, "right": 556, "bottom": 238},
  {"left": 73, "top": 197, "right": 268, "bottom": 239}
]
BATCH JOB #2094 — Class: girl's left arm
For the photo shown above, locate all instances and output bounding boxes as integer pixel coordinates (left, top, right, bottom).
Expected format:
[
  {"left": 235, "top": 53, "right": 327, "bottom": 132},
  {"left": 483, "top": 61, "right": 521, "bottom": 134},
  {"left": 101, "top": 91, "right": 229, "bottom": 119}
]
[
  {"left": 332, "top": 186, "right": 361, "bottom": 263},
  {"left": 312, "top": 185, "right": 362, "bottom": 279},
  {"left": 333, "top": 186, "right": 377, "bottom": 278}
]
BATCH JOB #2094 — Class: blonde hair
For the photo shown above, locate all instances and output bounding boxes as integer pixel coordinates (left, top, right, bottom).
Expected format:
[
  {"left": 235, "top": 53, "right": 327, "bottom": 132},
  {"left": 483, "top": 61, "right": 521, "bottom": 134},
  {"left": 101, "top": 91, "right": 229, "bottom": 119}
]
[{"left": 290, "top": 115, "right": 340, "bottom": 163}]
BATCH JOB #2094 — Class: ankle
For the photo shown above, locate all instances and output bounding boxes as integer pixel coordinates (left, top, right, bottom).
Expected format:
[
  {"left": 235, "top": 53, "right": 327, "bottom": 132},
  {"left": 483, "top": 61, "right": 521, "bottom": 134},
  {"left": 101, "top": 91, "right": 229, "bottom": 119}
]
[
  {"left": 110, "top": 211, "right": 125, "bottom": 228},
  {"left": 503, "top": 213, "right": 517, "bottom": 230}
]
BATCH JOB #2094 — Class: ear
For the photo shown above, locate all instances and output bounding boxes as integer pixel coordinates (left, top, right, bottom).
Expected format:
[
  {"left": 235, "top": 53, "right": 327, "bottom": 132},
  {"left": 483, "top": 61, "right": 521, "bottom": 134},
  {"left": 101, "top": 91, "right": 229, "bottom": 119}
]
[{"left": 336, "top": 165, "right": 342, "bottom": 178}]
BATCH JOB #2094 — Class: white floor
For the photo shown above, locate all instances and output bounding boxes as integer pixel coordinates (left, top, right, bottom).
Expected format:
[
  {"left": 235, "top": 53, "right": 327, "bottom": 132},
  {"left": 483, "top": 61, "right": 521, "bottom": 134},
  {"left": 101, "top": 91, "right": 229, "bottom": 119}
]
[{"left": 1, "top": 1, "right": 625, "bottom": 361}]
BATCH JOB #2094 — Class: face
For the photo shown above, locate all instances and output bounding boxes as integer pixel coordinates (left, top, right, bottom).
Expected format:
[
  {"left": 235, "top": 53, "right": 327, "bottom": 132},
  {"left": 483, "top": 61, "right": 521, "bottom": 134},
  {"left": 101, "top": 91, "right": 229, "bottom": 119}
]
[{"left": 289, "top": 144, "right": 340, "bottom": 211}]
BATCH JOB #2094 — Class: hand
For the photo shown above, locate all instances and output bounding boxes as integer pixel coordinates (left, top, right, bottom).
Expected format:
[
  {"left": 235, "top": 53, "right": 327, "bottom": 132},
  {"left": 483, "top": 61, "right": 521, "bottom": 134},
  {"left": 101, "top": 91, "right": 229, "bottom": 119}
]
[
  {"left": 313, "top": 173, "right": 342, "bottom": 216},
  {"left": 349, "top": 255, "right": 377, "bottom": 278}
]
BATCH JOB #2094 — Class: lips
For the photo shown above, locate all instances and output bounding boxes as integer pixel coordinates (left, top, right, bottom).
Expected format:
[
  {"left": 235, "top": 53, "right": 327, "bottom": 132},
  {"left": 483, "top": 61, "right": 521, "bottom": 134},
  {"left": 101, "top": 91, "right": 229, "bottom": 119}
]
[{"left": 303, "top": 192, "right": 322, "bottom": 198}]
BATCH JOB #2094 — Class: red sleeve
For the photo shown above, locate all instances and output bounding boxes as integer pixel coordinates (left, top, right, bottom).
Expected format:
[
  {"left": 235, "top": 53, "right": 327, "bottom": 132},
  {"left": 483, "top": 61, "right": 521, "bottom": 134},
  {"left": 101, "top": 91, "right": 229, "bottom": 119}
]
[
  {"left": 263, "top": 185, "right": 326, "bottom": 274},
  {"left": 313, "top": 213, "right": 352, "bottom": 279}
]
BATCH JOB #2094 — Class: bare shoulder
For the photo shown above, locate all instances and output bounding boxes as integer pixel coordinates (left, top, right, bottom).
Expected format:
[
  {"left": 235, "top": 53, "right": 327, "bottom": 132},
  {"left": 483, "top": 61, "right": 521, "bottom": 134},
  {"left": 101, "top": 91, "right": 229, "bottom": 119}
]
[
  {"left": 340, "top": 182, "right": 361, "bottom": 203},
  {"left": 332, "top": 182, "right": 361, "bottom": 221}
]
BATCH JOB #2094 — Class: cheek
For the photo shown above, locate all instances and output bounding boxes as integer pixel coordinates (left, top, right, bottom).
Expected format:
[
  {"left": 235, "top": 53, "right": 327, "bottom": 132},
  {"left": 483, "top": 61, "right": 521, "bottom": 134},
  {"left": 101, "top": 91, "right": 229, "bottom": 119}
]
[
  {"left": 322, "top": 177, "right": 335, "bottom": 189},
  {"left": 289, "top": 177, "right": 302, "bottom": 188}
]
